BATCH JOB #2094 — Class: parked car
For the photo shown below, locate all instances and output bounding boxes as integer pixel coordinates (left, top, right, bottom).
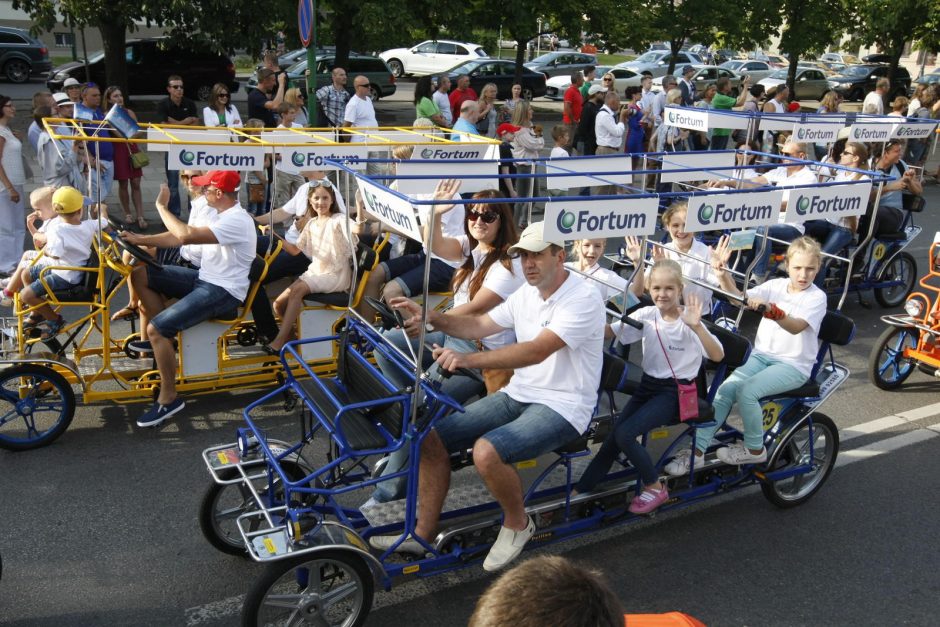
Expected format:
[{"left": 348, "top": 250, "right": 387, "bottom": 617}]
[
  {"left": 757, "top": 67, "right": 830, "bottom": 100},
  {"left": 0, "top": 25, "right": 51, "bottom": 83},
  {"left": 826, "top": 64, "right": 911, "bottom": 101},
  {"left": 820, "top": 52, "right": 862, "bottom": 67},
  {"left": 47, "top": 37, "right": 237, "bottom": 101},
  {"left": 379, "top": 40, "right": 487, "bottom": 78},
  {"left": 523, "top": 51, "right": 597, "bottom": 78},
  {"left": 909, "top": 70, "right": 940, "bottom": 96},
  {"left": 247, "top": 53, "right": 396, "bottom": 101},
  {"left": 446, "top": 59, "right": 546, "bottom": 100},
  {"left": 543, "top": 65, "right": 642, "bottom": 100},
  {"left": 720, "top": 59, "right": 774, "bottom": 82},
  {"left": 653, "top": 65, "right": 745, "bottom": 96},
  {"left": 745, "top": 52, "right": 787, "bottom": 68},
  {"left": 618, "top": 50, "right": 703, "bottom": 78}
]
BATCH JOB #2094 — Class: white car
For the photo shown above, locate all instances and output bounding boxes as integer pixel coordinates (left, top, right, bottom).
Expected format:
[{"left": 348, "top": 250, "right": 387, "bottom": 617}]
[
  {"left": 379, "top": 40, "right": 488, "bottom": 77},
  {"left": 543, "top": 65, "right": 642, "bottom": 100}
]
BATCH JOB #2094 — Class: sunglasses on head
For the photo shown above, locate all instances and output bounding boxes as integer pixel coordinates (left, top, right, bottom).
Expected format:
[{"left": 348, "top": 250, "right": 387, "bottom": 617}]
[
  {"left": 309, "top": 178, "right": 333, "bottom": 189},
  {"left": 468, "top": 209, "right": 499, "bottom": 224}
]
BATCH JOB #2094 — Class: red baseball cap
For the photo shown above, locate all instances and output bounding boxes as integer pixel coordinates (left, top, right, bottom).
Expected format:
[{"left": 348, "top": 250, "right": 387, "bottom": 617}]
[{"left": 191, "top": 170, "right": 241, "bottom": 192}]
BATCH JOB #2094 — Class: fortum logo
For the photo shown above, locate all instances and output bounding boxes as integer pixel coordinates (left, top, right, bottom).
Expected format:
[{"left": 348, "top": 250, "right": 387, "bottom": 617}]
[
  {"left": 666, "top": 110, "right": 706, "bottom": 131},
  {"left": 556, "top": 209, "right": 647, "bottom": 235},
  {"left": 179, "top": 150, "right": 196, "bottom": 166},
  {"left": 697, "top": 200, "right": 773, "bottom": 226},
  {"left": 177, "top": 149, "right": 255, "bottom": 168},
  {"left": 795, "top": 127, "right": 833, "bottom": 141},
  {"left": 290, "top": 152, "right": 361, "bottom": 168},
  {"left": 793, "top": 194, "right": 861, "bottom": 217}
]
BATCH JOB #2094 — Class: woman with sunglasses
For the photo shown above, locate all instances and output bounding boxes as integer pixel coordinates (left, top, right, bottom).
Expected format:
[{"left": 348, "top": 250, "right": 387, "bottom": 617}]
[
  {"left": 284, "top": 88, "right": 308, "bottom": 127},
  {"left": 202, "top": 83, "right": 243, "bottom": 129},
  {"left": 364, "top": 180, "right": 523, "bottom": 508},
  {"left": 105, "top": 86, "right": 147, "bottom": 228}
]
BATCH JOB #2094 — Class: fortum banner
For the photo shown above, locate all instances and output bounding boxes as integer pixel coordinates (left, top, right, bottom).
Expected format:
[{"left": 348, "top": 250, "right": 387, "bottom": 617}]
[
  {"left": 783, "top": 181, "right": 872, "bottom": 224},
  {"left": 684, "top": 190, "right": 783, "bottom": 233},
  {"left": 543, "top": 197, "right": 658, "bottom": 240},
  {"left": 356, "top": 175, "right": 423, "bottom": 242},
  {"left": 167, "top": 144, "right": 265, "bottom": 170},
  {"left": 275, "top": 145, "right": 369, "bottom": 173}
]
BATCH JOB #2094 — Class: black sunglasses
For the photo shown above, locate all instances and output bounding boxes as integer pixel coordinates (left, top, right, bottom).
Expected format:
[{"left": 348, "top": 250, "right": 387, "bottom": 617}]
[
  {"left": 219, "top": 93, "right": 230, "bottom": 98},
  {"left": 468, "top": 209, "right": 499, "bottom": 224}
]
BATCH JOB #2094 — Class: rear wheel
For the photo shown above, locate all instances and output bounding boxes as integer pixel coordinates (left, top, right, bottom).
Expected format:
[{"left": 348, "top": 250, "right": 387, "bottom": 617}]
[
  {"left": 387, "top": 59, "right": 404, "bottom": 78},
  {"left": 368, "top": 85, "right": 380, "bottom": 101},
  {"left": 4, "top": 59, "right": 30, "bottom": 83},
  {"left": 761, "top": 412, "right": 838, "bottom": 508},
  {"left": 522, "top": 86, "right": 534, "bottom": 101},
  {"left": 874, "top": 252, "right": 916, "bottom": 308},
  {"left": 0, "top": 364, "right": 76, "bottom": 451},
  {"left": 242, "top": 550, "right": 373, "bottom": 627},
  {"left": 868, "top": 325, "right": 918, "bottom": 390}
]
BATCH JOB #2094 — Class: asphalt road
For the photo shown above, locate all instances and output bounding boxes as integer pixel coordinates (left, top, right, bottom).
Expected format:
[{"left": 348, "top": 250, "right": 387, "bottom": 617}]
[{"left": 0, "top": 83, "right": 939, "bottom": 626}]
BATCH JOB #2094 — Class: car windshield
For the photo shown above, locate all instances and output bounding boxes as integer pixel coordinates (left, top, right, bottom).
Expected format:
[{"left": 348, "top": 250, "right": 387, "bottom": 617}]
[
  {"left": 768, "top": 69, "right": 788, "bottom": 79},
  {"left": 86, "top": 50, "right": 105, "bottom": 64},
  {"left": 721, "top": 61, "right": 742, "bottom": 69},
  {"left": 528, "top": 53, "right": 557, "bottom": 64},
  {"left": 842, "top": 55, "right": 861, "bottom": 65},
  {"left": 287, "top": 59, "right": 307, "bottom": 73},
  {"left": 841, "top": 66, "right": 870, "bottom": 77},
  {"left": 634, "top": 51, "right": 662, "bottom": 63},
  {"left": 448, "top": 60, "right": 477, "bottom": 75}
]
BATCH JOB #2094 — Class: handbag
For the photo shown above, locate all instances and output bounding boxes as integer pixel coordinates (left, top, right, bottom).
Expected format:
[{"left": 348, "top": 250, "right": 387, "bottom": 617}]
[
  {"left": 248, "top": 182, "right": 265, "bottom": 204},
  {"left": 129, "top": 150, "right": 150, "bottom": 169},
  {"left": 654, "top": 318, "right": 699, "bottom": 422},
  {"left": 481, "top": 368, "right": 513, "bottom": 394}
]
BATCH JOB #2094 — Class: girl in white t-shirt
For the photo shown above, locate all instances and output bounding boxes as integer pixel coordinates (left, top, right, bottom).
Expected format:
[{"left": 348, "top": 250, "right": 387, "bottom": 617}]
[
  {"left": 575, "top": 260, "right": 723, "bottom": 514},
  {"left": 625, "top": 202, "right": 716, "bottom": 315},
  {"left": 566, "top": 238, "right": 627, "bottom": 303},
  {"left": 667, "top": 236, "right": 827, "bottom": 476}
]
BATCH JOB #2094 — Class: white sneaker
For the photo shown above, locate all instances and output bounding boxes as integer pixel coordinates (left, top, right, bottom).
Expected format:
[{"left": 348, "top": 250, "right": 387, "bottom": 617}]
[
  {"left": 0, "top": 294, "right": 11, "bottom": 308},
  {"left": 483, "top": 516, "right": 535, "bottom": 572},
  {"left": 664, "top": 449, "right": 693, "bottom": 477},
  {"left": 716, "top": 443, "right": 767, "bottom": 465},
  {"left": 368, "top": 534, "right": 426, "bottom": 556}
]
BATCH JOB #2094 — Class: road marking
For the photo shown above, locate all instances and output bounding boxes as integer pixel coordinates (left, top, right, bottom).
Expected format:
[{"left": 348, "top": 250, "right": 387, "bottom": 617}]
[
  {"left": 836, "top": 423, "right": 940, "bottom": 468},
  {"left": 185, "top": 595, "right": 245, "bottom": 626},
  {"left": 840, "top": 416, "right": 907, "bottom": 442}
]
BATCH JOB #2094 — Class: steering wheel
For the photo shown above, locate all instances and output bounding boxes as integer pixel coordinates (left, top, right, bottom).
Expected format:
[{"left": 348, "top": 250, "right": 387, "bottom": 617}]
[
  {"left": 364, "top": 296, "right": 403, "bottom": 330},
  {"left": 423, "top": 342, "right": 484, "bottom": 383},
  {"left": 107, "top": 215, "right": 131, "bottom": 233},
  {"left": 110, "top": 232, "right": 163, "bottom": 269}
]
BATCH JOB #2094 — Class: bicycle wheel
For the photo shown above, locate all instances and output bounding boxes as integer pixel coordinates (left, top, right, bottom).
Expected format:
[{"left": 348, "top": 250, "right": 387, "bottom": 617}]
[
  {"left": 868, "top": 325, "right": 917, "bottom": 390},
  {"left": 761, "top": 412, "right": 838, "bottom": 508},
  {"left": 0, "top": 364, "right": 76, "bottom": 451}
]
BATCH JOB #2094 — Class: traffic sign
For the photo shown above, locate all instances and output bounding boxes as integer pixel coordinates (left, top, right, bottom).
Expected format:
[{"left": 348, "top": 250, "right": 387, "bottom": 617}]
[{"left": 298, "top": 0, "right": 314, "bottom": 48}]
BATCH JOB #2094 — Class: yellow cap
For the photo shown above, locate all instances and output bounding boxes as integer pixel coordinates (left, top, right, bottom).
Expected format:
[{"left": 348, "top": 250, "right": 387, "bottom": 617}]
[{"left": 52, "top": 186, "right": 84, "bottom": 214}]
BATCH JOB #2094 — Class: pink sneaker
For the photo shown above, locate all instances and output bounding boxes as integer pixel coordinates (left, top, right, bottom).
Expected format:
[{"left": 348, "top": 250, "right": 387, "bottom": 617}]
[{"left": 628, "top": 485, "right": 669, "bottom": 515}]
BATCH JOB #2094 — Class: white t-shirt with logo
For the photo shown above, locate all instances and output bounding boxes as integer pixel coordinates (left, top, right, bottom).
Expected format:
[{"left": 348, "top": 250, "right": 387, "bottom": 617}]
[
  {"left": 487, "top": 273, "right": 605, "bottom": 433},
  {"left": 44, "top": 217, "right": 105, "bottom": 283},
  {"left": 660, "top": 239, "right": 718, "bottom": 314},
  {"left": 180, "top": 196, "right": 216, "bottom": 267},
  {"left": 199, "top": 204, "right": 257, "bottom": 301},
  {"left": 763, "top": 165, "right": 818, "bottom": 234},
  {"left": 749, "top": 278, "right": 827, "bottom": 377},
  {"left": 611, "top": 306, "right": 719, "bottom": 380},
  {"left": 281, "top": 181, "right": 347, "bottom": 244},
  {"left": 454, "top": 235, "right": 524, "bottom": 350}
]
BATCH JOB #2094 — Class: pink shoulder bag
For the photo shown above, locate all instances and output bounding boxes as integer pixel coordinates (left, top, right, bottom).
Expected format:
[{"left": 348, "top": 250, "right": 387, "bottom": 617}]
[{"left": 654, "top": 318, "right": 700, "bottom": 422}]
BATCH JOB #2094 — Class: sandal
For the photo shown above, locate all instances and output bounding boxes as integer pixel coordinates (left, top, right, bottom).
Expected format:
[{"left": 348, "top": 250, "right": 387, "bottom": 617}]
[
  {"left": 261, "top": 344, "right": 280, "bottom": 356},
  {"left": 111, "top": 305, "right": 139, "bottom": 321},
  {"left": 22, "top": 313, "right": 44, "bottom": 331},
  {"left": 137, "top": 216, "right": 148, "bottom": 230},
  {"left": 122, "top": 211, "right": 134, "bottom": 223},
  {"left": 36, "top": 316, "right": 66, "bottom": 340}
]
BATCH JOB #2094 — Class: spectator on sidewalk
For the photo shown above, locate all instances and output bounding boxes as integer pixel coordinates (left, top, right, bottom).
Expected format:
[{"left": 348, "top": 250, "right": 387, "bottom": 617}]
[{"left": 156, "top": 75, "right": 198, "bottom": 217}]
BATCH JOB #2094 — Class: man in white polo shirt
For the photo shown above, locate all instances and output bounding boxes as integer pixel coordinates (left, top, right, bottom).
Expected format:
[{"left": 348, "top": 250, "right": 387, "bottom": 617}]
[
  {"left": 129, "top": 170, "right": 257, "bottom": 428},
  {"left": 370, "top": 221, "right": 605, "bottom": 572}
]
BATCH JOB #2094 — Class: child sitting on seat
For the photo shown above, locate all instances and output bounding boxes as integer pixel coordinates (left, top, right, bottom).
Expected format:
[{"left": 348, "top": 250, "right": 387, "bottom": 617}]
[
  {"left": 264, "top": 180, "right": 356, "bottom": 353},
  {"left": 667, "top": 236, "right": 826, "bottom": 475},
  {"left": 9, "top": 186, "right": 107, "bottom": 338},
  {"left": 565, "top": 238, "right": 627, "bottom": 302},
  {"left": 625, "top": 201, "right": 716, "bottom": 315},
  {"left": 575, "top": 260, "right": 723, "bottom": 514},
  {"left": 1, "top": 186, "right": 58, "bottom": 302}
]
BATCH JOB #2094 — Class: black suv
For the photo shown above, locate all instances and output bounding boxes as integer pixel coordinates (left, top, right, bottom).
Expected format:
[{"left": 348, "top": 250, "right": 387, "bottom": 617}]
[
  {"left": 0, "top": 26, "right": 52, "bottom": 83},
  {"left": 46, "top": 38, "right": 238, "bottom": 101},
  {"left": 826, "top": 64, "right": 911, "bottom": 102}
]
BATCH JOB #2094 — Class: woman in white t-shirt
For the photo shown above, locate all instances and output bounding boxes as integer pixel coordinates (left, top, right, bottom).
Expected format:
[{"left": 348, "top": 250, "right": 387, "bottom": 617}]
[
  {"left": 667, "top": 236, "right": 827, "bottom": 476},
  {"left": 365, "top": 185, "right": 523, "bottom": 507},
  {"left": 575, "top": 260, "right": 723, "bottom": 514}
]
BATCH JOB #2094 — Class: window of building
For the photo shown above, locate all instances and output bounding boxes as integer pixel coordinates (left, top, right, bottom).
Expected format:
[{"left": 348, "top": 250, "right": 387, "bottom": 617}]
[{"left": 54, "top": 32, "right": 74, "bottom": 48}]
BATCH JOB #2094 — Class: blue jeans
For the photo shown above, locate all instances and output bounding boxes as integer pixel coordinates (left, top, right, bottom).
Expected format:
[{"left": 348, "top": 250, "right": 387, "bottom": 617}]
[
  {"left": 752, "top": 224, "right": 803, "bottom": 277},
  {"left": 164, "top": 153, "right": 181, "bottom": 218},
  {"left": 576, "top": 374, "right": 681, "bottom": 490},
  {"left": 436, "top": 392, "right": 580, "bottom": 463},
  {"left": 804, "top": 220, "right": 853, "bottom": 287},
  {"left": 371, "top": 329, "right": 484, "bottom": 503},
  {"left": 88, "top": 159, "right": 114, "bottom": 203},
  {"left": 693, "top": 353, "right": 806, "bottom": 452},
  {"left": 380, "top": 253, "right": 455, "bottom": 297},
  {"left": 146, "top": 265, "right": 241, "bottom": 337},
  {"left": 27, "top": 265, "right": 78, "bottom": 299}
]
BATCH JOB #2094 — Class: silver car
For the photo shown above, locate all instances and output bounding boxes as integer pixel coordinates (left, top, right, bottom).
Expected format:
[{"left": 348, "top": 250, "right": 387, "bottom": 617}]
[
  {"left": 653, "top": 65, "right": 745, "bottom": 96},
  {"left": 618, "top": 50, "right": 703, "bottom": 78},
  {"left": 758, "top": 67, "right": 830, "bottom": 100},
  {"left": 720, "top": 59, "right": 774, "bottom": 82}
]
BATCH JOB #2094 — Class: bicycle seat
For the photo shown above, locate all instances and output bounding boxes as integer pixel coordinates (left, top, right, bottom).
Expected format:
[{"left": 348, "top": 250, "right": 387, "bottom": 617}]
[
  {"left": 762, "top": 380, "right": 820, "bottom": 400},
  {"left": 876, "top": 232, "right": 906, "bottom": 242}
]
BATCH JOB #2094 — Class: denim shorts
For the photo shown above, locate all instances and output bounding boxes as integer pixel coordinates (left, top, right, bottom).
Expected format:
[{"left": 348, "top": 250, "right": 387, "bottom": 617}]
[
  {"left": 435, "top": 392, "right": 581, "bottom": 464},
  {"left": 380, "top": 253, "right": 455, "bottom": 297},
  {"left": 146, "top": 265, "right": 241, "bottom": 338},
  {"left": 27, "top": 265, "right": 79, "bottom": 299}
]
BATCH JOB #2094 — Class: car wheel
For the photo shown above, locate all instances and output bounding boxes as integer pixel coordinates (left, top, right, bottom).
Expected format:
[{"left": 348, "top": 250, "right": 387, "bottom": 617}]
[
  {"left": 849, "top": 87, "right": 863, "bottom": 102},
  {"left": 387, "top": 59, "right": 404, "bottom": 78},
  {"left": 522, "top": 87, "right": 534, "bottom": 101},
  {"left": 369, "top": 85, "right": 380, "bottom": 101},
  {"left": 4, "top": 59, "right": 30, "bottom": 84},
  {"left": 196, "top": 84, "right": 213, "bottom": 102}
]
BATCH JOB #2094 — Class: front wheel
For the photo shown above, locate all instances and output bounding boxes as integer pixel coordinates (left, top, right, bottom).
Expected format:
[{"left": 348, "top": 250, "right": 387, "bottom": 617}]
[
  {"left": 868, "top": 325, "right": 918, "bottom": 390},
  {"left": 761, "top": 412, "right": 838, "bottom": 508},
  {"left": 874, "top": 252, "right": 916, "bottom": 308},
  {"left": 386, "top": 59, "right": 404, "bottom": 78},
  {"left": 242, "top": 550, "right": 373, "bottom": 627},
  {"left": 0, "top": 364, "right": 76, "bottom": 451},
  {"left": 4, "top": 59, "right": 30, "bottom": 83},
  {"left": 522, "top": 87, "right": 534, "bottom": 101}
]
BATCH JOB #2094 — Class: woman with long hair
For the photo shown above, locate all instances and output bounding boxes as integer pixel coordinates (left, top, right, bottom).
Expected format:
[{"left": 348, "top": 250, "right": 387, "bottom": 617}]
[
  {"left": 105, "top": 85, "right": 146, "bottom": 227},
  {"left": 413, "top": 75, "right": 447, "bottom": 127},
  {"left": 284, "top": 87, "right": 308, "bottom": 127},
  {"left": 0, "top": 94, "right": 27, "bottom": 276},
  {"left": 476, "top": 82, "right": 499, "bottom": 137},
  {"left": 498, "top": 83, "right": 523, "bottom": 124},
  {"left": 202, "top": 82, "right": 243, "bottom": 128},
  {"left": 509, "top": 100, "right": 544, "bottom": 226}
]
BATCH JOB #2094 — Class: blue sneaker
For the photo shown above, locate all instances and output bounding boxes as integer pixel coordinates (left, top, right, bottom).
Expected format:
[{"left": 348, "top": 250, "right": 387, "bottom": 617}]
[
  {"left": 136, "top": 397, "right": 186, "bottom": 428},
  {"left": 128, "top": 339, "right": 153, "bottom": 355}
]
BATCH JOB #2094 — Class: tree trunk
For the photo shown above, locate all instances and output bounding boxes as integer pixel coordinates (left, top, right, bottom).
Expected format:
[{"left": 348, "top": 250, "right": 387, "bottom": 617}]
[
  {"left": 514, "top": 39, "right": 527, "bottom": 83},
  {"left": 331, "top": 7, "right": 359, "bottom": 70},
  {"left": 667, "top": 38, "right": 684, "bottom": 76},
  {"left": 785, "top": 54, "right": 798, "bottom": 101},
  {"left": 887, "top": 47, "right": 904, "bottom": 100},
  {"left": 98, "top": 16, "right": 127, "bottom": 101}
]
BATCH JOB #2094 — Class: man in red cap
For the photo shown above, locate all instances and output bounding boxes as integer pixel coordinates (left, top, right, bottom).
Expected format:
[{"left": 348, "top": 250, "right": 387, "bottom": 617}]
[{"left": 128, "top": 170, "right": 257, "bottom": 428}]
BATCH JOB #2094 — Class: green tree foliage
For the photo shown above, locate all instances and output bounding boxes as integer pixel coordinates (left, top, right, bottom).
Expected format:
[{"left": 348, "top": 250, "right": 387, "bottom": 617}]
[
  {"left": 775, "top": 0, "right": 846, "bottom": 97},
  {"left": 847, "top": 0, "right": 940, "bottom": 85}
]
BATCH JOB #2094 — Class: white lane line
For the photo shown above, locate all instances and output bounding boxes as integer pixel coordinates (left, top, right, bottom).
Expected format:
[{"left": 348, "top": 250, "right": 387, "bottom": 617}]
[
  {"left": 840, "top": 416, "right": 907, "bottom": 442},
  {"left": 895, "top": 401, "right": 940, "bottom": 421},
  {"left": 836, "top": 424, "right": 940, "bottom": 468}
]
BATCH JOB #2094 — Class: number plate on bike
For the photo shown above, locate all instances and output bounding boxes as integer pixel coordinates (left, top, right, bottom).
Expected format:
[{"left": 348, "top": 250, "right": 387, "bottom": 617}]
[{"left": 210, "top": 447, "right": 241, "bottom": 469}]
